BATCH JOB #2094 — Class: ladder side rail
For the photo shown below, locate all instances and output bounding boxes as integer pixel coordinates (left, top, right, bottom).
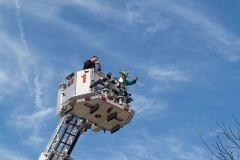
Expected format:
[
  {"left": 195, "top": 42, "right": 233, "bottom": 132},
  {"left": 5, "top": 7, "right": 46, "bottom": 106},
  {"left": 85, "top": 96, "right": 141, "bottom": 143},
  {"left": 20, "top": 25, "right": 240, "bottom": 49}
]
[
  {"left": 42, "top": 115, "right": 67, "bottom": 155},
  {"left": 48, "top": 117, "right": 82, "bottom": 160},
  {"left": 48, "top": 123, "right": 71, "bottom": 160}
]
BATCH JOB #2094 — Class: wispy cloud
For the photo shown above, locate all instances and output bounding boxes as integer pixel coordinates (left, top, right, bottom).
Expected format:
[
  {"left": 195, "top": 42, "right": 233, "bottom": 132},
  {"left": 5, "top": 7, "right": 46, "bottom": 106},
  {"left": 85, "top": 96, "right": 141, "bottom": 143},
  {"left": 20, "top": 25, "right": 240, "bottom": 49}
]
[
  {"left": 0, "top": 0, "right": 10, "bottom": 5},
  {"left": 151, "top": 84, "right": 171, "bottom": 92},
  {"left": 0, "top": 32, "right": 31, "bottom": 94},
  {"left": 0, "top": 2, "right": 57, "bottom": 147},
  {"left": 68, "top": 0, "right": 169, "bottom": 33},
  {"left": 8, "top": 0, "right": 240, "bottom": 63},
  {"left": 14, "top": 0, "right": 28, "bottom": 53},
  {"left": 146, "top": 20, "right": 170, "bottom": 33},
  {"left": 163, "top": 1, "right": 240, "bottom": 62},
  {"left": 131, "top": 93, "right": 167, "bottom": 116},
  {"left": 0, "top": 70, "right": 9, "bottom": 84},
  {"left": 126, "top": 2, "right": 145, "bottom": 24},
  {"left": 0, "top": 1, "right": 238, "bottom": 160},
  {"left": 7, "top": 107, "right": 54, "bottom": 146},
  {"left": 22, "top": 133, "right": 46, "bottom": 146},
  {"left": 67, "top": 0, "right": 134, "bottom": 24},
  {"left": 8, "top": 108, "right": 53, "bottom": 129},
  {"left": 163, "top": 135, "right": 208, "bottom": 160},
  {"left": 0, "top": 146, "right": 30, "bottom": 160},
  {"left": 74, "top": 128, "right": 209, "bottom": 160},
  {"left": 34, "top": 75, "right": 44, "bottom": 109},
  {"left": 148, "top": 66, "right": 189, "bottom": 82},
  {"left": 68, "top": 0, "right": 116, "bottom": 16},
  {"left": 19, "top": 1, "right": 111, "bottom": 52}
]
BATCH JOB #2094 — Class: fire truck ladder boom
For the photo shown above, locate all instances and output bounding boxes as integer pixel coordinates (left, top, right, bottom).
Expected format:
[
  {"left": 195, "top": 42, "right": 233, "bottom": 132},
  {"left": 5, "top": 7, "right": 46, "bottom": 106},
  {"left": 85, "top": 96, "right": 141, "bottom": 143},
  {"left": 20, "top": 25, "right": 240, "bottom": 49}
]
[{"left": 39, "top": 69, "right": 136, "bottom": 160}]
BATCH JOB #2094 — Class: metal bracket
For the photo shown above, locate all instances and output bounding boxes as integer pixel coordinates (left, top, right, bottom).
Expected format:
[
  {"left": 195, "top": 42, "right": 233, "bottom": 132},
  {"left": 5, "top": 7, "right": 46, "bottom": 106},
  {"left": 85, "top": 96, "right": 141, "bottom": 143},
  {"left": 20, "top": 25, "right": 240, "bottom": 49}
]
[{"left": 51, "top": 150, "right": 74, "bottom": 160}]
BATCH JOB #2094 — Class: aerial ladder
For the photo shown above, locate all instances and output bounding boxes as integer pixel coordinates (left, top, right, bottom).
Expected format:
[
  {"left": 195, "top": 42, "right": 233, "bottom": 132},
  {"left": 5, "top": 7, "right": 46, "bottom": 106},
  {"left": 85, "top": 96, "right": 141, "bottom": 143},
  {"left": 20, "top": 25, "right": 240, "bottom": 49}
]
[{"left": 38, "top": 68, "right": 135, "bottom": 160}]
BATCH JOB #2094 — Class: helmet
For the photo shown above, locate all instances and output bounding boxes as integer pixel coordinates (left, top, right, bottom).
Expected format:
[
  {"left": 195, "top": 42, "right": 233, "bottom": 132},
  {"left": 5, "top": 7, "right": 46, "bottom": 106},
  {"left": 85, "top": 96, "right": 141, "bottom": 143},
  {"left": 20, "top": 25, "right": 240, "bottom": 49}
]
[{"left": 119, "top": 70, "right": 129, "bottom": 77}]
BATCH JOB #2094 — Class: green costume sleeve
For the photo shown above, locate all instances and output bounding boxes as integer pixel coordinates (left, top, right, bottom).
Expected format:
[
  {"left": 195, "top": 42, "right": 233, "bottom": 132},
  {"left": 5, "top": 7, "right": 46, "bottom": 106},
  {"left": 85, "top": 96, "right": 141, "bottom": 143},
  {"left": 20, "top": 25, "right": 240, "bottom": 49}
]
[
  {"left": 123, "top": 79, "right": 136, "bottom": 86},
  {"left": 116, "top": 77, "right": 136, "bottom": 86}
]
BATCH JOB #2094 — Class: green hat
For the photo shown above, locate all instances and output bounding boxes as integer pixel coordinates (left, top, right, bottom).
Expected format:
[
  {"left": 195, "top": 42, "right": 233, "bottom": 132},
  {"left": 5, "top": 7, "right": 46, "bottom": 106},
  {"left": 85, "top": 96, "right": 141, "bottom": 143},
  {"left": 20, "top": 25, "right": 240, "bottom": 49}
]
[{"left": 119, "top": 70, "right": 129, "bottom": 77}]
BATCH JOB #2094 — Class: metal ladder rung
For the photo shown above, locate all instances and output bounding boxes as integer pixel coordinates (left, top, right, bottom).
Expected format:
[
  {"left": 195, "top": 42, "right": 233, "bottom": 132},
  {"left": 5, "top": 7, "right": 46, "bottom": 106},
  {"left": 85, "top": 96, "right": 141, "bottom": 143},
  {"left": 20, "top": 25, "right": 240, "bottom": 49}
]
[
  {"left": 65, "top": 132, "right": 75, "bottom": 136},
  {"left": 61, "top": 141, "right": 71, "bottom": 146}
]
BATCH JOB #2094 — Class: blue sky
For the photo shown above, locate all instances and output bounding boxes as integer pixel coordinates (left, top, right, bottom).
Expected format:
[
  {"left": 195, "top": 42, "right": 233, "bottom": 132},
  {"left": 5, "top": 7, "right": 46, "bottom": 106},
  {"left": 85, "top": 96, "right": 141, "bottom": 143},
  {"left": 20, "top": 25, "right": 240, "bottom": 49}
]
[{"left": 1, "top": 0, "right": 240, "bottom": 159}]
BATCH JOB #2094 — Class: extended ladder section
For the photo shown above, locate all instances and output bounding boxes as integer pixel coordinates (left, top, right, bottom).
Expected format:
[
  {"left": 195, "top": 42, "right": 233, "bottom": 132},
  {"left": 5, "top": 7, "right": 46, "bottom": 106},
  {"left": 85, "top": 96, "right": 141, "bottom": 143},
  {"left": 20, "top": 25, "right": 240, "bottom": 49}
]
[{"left": 39, "top": 114, "right": 91, "bottom": 160}]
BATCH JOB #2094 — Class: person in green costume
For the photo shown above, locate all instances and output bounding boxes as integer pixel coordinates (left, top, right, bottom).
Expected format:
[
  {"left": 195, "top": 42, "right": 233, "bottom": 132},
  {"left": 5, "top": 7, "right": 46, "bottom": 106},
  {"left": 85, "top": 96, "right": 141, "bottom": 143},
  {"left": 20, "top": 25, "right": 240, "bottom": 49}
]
[{"left": 117, "top": 70, "right": 138, "bottom": 86}]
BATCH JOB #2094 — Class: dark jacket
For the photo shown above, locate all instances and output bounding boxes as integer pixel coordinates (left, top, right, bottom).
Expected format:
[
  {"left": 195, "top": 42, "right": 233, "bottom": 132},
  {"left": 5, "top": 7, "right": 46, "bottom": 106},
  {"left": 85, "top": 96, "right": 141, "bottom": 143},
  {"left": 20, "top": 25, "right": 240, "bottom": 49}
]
[{"left": 83, "top": 60, "right": 95, "bottom": 70}]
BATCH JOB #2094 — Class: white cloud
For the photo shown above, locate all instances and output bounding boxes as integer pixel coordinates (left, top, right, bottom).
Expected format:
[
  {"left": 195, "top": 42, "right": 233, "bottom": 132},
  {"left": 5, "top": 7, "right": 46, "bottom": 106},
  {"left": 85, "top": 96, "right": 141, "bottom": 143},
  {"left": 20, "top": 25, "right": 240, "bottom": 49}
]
[
  {"left": 163, "top": 135, "right": 207, "bottom": 160},
  {"left": 0, "top": 70, "right": 9, "bottom": 83},
  {"left": 151, "top": 84, "right": 171, "bottom": 92},
  {"left": 69, "top": 0, "right": 115, "bottom": 15},
  {"left": 76, "top": 128, "right": 209, "bottom": 160},
  {"left": 34, "top": 75, "right": 44, "bottom": 109},
  {"left": 0, "top": 146, "right": 30, "bottom": 160},
  {"left": 0, "top": 0, "right": 10, "bottom": 5},
  {"left": 148, "top": 67, "right": 189, "bottom": 82},
  {"left": 67, "top": 0, "right": 132, "bottom": 24},
  {"left": 4, "top": 0, "right": 240, "bottom": 64},
  {"left": 7, "top": 107, "right": 54, "bottom": 147},
  {"left": 0, "top": 32, "right": 32, "bottom": 85},
  {"left": 131, "top": 94, "right": 167, "bottom": 116},
  {"left": 146, "top": 20, "right": 170, "bottom": 33},
  {"left": 23, "top": 134, "right": 45, "bottom": 146},
  {"left": 126, "top": 2, "right": 145, "bottom": 24},
  {"left": 14, "top": 0, "right": 28, "bottom": 53},
  {"left": 0, "top": 33, "right": 33, "bottom": 99},
  {"left": 0, "top": 1, "right": 238, "bottom": 159},
  {"left": 0, "top": 2, "right": 60, "bottom": 147},
  {"left": 18, "top": 1, "right": 111, "bottom": 52},
  {"left": 164, "top": 1, "right": 240, "bottom": 62},
  {"left": 8, "top": 108, "right": 53, "bottom": 130}
]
